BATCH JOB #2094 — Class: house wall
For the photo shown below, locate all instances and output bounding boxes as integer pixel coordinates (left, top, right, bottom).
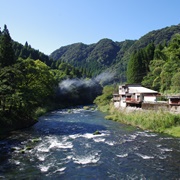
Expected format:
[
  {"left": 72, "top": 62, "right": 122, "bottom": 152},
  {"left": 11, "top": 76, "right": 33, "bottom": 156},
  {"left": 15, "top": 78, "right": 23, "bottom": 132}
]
[
  {"left": 118, "top": 85, "right": 159, "bottom": 107},
  {"left": 120, "top": 95, "right": 127, "bottom": 107},
  {"left": 144, "top": 95, "right": 156, "bottom": 102},
  {"left": 119, "top": 86, "right": 126, "bottom": 95},
  {"left": 120, "top": 100, "right": 126, "bottom": 107}
]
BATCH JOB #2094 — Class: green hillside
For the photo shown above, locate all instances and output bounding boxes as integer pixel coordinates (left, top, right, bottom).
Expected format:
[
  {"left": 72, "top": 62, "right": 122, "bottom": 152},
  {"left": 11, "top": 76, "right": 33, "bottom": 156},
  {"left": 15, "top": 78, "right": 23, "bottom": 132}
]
[
  {"left": 50, "top": 39, "right": 135, "bottom": 78},
  {"left": 50, "top": 24, "right": 180, "bottom": 83}
]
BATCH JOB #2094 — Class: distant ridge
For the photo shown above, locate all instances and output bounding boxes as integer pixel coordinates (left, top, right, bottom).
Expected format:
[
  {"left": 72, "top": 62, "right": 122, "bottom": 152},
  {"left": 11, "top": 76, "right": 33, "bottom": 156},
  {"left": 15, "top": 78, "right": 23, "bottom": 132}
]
[{"left": 50, "top": 24, "right": 180, "bottom": 82}]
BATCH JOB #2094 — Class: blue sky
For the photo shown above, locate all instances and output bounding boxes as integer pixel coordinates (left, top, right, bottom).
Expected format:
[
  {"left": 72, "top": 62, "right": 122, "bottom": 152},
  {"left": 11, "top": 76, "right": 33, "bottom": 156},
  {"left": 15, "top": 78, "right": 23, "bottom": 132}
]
[{"left": 1, "top": 0, "right": 180, "bottom": 55}]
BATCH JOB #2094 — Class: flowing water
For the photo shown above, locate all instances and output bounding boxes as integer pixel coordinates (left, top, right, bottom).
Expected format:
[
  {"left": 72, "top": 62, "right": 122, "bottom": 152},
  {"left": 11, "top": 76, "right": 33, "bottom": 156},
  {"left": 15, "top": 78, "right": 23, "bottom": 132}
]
[{"left": 0, "top": 107, "right": 180, "bottom": 179}]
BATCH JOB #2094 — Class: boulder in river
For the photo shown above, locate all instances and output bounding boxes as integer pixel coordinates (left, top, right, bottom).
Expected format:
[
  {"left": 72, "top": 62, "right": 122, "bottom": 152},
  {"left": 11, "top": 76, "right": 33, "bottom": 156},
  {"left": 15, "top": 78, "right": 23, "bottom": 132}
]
[{"left": 93, "top": 130, "right": 101, "bottom": 135}]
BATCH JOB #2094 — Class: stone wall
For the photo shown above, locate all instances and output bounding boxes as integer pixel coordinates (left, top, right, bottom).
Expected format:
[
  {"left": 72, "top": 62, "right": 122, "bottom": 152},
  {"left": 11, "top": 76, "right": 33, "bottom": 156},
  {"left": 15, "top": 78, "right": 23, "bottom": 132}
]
[
  {"left": 142, "top": 102, "right": 169, "bottom": 111},
  {"left": 170, "top": 105, "right": 180, "bottom": 114}
]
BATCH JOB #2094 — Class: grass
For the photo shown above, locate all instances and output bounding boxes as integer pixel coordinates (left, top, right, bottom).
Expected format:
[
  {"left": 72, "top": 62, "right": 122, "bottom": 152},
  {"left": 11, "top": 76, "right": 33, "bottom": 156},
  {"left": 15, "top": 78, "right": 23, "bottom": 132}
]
[
  {"left": 164, "top": 126, "right": 180, "bottom": 137},
  {"left": 105, "top": 104, "right": 180, "bottom": 137},
  {"left": 97, "top": 104, "right": 111, "bottom": 112}
]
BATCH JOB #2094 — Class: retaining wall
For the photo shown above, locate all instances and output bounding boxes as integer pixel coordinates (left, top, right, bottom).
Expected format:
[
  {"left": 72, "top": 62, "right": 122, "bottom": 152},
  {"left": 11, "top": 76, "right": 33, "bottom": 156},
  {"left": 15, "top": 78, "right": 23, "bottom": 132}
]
[{"left": 142, "top": 102, "right": 169, "bottom": 111}]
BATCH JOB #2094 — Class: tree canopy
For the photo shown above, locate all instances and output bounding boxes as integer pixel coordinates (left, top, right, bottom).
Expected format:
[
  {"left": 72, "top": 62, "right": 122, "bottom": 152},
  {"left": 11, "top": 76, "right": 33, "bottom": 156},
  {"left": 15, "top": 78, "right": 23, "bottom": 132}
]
[{"left": 142, "top": 34, "right": 180, "bottom": 93}]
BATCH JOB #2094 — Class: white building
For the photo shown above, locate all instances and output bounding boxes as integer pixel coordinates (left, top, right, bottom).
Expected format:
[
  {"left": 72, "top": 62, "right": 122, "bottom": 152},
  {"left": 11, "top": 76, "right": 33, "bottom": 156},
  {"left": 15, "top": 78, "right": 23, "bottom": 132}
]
[{"left": 113, "top": 84, "right": 159, "bottom": 108}]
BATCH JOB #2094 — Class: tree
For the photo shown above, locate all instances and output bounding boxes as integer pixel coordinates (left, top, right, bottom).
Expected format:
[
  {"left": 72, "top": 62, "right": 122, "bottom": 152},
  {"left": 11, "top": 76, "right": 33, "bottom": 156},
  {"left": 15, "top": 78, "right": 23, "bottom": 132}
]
[
  {"left": 0, "top": 25, "right": 15, "bottom": 67},
  {"left": 144, "top": 42, "right": 155, "bottom": 72},
  {"left": 171, "top": 72, "right": 180, "bottom": 92},
  {"left": 154, "top": 44, "right": 167, "bottom": 60},
  {"left": 160, "top": 34, "right": 180, "bottom": 92},
  {"left": 142, "top": 60, "right": 165, "bottom": 90},
  {"left": 127, "top": 50, "right": 146, "bottom": 84},
  {"left": 16, "top": 58, "right": 56, "bottom": 110},
  {"left": 0, "top": 66, "right": 20, "bottom": 112},
  {"left": 142, "top": 34, "right": 180, "bottom": 92}
]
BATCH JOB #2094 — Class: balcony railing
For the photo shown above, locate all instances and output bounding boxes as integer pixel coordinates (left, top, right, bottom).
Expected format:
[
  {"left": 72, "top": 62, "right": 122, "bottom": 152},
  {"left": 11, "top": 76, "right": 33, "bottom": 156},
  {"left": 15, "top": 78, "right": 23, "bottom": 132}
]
[{"left": 126, "top": 98, "right": 140, "bottom": 103}]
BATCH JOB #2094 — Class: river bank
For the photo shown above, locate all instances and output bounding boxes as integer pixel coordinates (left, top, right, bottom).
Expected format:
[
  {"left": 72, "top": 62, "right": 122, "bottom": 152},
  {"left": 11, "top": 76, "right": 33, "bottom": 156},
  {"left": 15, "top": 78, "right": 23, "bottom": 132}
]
[
  {"left": 104, "top": 104, "right": 180, "bottom": 137},
  {"left": 0, "top": 104, "right": 97, "bottom": 140}
]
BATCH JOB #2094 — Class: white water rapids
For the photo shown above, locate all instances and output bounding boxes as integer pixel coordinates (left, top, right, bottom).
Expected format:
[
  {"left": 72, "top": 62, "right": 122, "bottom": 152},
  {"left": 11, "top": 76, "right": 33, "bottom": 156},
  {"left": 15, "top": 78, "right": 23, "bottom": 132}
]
[{"left": 0, "top": 107, "right": 179, "bottom": 179}]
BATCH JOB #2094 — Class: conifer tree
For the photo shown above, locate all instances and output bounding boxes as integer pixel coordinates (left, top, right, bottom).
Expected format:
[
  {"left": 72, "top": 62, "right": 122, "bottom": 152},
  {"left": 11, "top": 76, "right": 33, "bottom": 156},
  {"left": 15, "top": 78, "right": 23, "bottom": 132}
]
[
  {"left": 0, "top": 25, "right": 15, "bottom": 67},
  {"left": 127, "top": 50, "right": 146, "bottom": 84}
]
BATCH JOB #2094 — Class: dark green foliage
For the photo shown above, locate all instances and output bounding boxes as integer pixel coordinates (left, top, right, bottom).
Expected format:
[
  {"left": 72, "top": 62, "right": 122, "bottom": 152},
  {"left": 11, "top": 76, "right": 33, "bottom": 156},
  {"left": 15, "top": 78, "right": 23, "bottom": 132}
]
[
  {"left": 127, "top": 49, "right": 147, "bottom": 84},
  {"left": 94, "top": 85, "right": 114, "bottom": 106},
  {"left": 0, "top": 58, "right": 56, "bottom": 116},
  {"left": 171, "top": 72, "right": 180, "bottom": 92},
  {"left": 126, "top": 42, "right": 156, "bottom": 84},
  {"left": 142, "top": 34, "right": 180, "bottom": 93},
  {"left": 127, "top": 24, "right": 180, "bottom": 53},
  {"left": 50, "top": 39, "right": 135, "bottom": 79},
  {"left": 0, "top": 24, "right": 98, "bottom": 134},
  {"left": 0, "top": 25, "right": 16, "bottom": 67},
  {"left": 51, "top": 62, "right": 82, "bottom": 82},
  {"left": 0, "top": 25, "right": 71, "bottom": 133},
  {"left": 12, "top": 40, "right": 53, "bottom": 67},
  {"left": 50, "top": 24, "right": 180, "bottom": 83}
]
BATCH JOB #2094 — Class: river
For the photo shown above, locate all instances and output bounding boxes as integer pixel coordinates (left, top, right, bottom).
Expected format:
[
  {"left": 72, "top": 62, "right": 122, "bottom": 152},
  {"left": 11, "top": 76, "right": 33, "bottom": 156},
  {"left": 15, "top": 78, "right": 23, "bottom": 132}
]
[{"left": 0, "top": 107, "right": 180, "bottom": 179}]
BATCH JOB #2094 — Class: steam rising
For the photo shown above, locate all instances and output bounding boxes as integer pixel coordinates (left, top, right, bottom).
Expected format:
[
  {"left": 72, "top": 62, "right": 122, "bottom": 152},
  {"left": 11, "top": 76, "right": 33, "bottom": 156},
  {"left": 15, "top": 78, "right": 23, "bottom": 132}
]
[
  {"left": 59, "top": 72, "right": 115, "bottom": 93},
  {"left": 94, "top": 72, "right": 116, "bottom": 83}
]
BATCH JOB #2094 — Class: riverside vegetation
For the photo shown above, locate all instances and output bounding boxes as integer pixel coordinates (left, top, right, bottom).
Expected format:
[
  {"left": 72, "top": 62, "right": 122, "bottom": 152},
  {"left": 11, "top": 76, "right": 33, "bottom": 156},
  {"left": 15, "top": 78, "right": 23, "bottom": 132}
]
[
  {"left": 94, "top": 85, "right": 180, "bottom": 137},
  {"left": 0, "top": 25, "right": 102, "bottom": 136},
  {"left": 1, "top": 23, "right": 180, "bottom": 136}
]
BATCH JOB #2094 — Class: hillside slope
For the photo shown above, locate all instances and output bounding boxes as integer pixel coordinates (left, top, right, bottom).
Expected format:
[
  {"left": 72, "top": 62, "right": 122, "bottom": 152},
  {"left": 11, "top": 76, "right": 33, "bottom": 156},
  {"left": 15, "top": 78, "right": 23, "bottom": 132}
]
[{"left": 50, "top": 24, "right": 180, "bottom": 82}]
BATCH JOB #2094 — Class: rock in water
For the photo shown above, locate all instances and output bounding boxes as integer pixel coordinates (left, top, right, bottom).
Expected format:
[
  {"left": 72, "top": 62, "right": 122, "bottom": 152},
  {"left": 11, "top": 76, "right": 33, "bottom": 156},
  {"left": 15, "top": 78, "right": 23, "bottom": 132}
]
[{"left": 93, "top": 130, "right": 101, "bottom": 135}]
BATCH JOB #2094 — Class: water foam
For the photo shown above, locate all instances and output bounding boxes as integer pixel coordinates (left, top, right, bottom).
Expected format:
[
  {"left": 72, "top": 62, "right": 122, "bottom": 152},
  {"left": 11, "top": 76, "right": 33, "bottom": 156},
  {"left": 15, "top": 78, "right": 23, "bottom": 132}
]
[
  {"left": 69, "top": 131, "right": 108, "bottom": 141},
  {"left": 117, "top": 153, "right": 128, "bottom": 158},
  {"left": 105, "top": 141, "right": 116, "bottom": 146},
  {"left": 54, "top": 167, "right": 66, "bottom": 173},
  {"left": 160, "top": 148, "right": 173, "bottom": 152},
  {"left": 136, "top": 153, "right": 154, "bottom": 159},
  {"left": 73, "top": 153, "right": 100, "bottom": 164},
  {"left": 39, "top": 165, "right": 50, "bottom": 172},
  {"left": 14, "top": 160, "right": 21, "bottom": 165},
  {"left": 49, "top": 138, "right": 73, "bottom": 149},
  {"left": 125, "top": 134, "right": 138, "bottom": 142},
  {"left": 37, "top": 146, "right": 50, "bottom": 153},
  {"left": 37, "top": 154, "right": 47, "bottom": 161},
  {"left": 93, "top": 138, "right": 105, "bottom": 143},
  {"left": 69, "top": 134, "right": 81, "bottom": 139},
  {"left": 36, "top": 136, "right": 73, "bottom": 153}
]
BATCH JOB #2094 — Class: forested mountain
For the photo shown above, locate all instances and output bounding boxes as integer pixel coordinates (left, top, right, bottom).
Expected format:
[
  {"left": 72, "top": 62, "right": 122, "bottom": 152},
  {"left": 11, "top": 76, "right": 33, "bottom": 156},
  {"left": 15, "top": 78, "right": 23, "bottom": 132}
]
[
  {"left": 12, "top": 41, "right": 53, "bottom": 67},
  {"left": 120, "top": 24, "right": 180, "bottom": 65},
  {"left": 140, "top": 34, "right": 180, "bottom": 93},
  {"left": 50, "top": 39, "right": 136, "bottom": 78},
  {"left": 50, "top": 24, "right": 180, "bottom": 83}
]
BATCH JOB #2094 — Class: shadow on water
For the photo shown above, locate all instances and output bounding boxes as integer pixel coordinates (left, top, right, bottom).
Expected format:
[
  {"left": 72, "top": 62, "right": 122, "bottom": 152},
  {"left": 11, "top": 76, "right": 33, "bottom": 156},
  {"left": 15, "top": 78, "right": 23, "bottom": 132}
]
[
  {"left": 0, "top": 130, "right": 33, "bottom": 174},
  {"left": 29, "top": 120, "right": 107, "bottom": 136}
]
